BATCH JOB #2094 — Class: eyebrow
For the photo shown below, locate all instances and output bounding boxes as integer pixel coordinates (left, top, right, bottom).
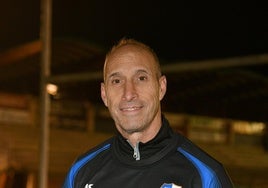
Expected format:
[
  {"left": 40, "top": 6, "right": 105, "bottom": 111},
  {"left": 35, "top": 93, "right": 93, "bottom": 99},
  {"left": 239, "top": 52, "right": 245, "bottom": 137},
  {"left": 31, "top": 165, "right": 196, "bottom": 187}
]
[
  {"left": 106, "top": 68, "right": 151, "bottom": 82},
  {"left": 135, "top": 69, "right": 149, "bottom": 75},
  {"left": 108, "top": 69, "right": 149, "bottom": 77},
  {"left": 107, "top": 72, "right": 121, "bottom": 80}
]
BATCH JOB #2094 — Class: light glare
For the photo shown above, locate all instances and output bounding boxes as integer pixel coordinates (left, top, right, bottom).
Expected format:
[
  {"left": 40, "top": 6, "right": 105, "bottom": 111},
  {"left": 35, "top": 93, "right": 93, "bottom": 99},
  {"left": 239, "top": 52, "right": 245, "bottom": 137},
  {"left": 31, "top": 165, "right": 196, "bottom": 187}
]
[{"left": 46, "top": 83, "right": 58, "bottom": 95}]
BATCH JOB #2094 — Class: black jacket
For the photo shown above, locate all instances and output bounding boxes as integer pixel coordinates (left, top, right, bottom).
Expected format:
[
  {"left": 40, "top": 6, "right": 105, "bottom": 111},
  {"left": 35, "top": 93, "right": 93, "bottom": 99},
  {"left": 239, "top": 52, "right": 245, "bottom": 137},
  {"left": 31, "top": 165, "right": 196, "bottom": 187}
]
[{"left": 63, "top": 117, "right": 233, "bottom": 188}]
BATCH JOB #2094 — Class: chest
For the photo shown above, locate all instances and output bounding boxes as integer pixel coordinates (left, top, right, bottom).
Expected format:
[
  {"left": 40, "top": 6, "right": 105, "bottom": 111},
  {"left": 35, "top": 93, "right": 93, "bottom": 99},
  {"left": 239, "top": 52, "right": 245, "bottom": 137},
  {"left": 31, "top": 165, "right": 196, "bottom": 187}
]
[{"left": 76, "top": 153, "right": 201, "bottom": 188}]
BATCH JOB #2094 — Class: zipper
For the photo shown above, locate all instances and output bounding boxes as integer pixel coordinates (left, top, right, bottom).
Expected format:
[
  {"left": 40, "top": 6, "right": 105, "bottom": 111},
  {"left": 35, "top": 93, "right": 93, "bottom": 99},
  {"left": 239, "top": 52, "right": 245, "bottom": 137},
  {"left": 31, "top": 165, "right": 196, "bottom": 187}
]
[
  {"left": 127, "top": 141, "right": 141, "bottom": 160},
  {"left": 133, "top": 142, "right": 140, "bottom": 160}
]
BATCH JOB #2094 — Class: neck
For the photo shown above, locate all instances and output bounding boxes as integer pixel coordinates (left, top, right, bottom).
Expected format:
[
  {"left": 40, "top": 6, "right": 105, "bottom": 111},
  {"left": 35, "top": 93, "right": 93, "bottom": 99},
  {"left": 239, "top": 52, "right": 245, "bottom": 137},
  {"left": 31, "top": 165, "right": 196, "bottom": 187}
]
[{"left": 121, "top": 115, "right": 162, "bottom": 146}]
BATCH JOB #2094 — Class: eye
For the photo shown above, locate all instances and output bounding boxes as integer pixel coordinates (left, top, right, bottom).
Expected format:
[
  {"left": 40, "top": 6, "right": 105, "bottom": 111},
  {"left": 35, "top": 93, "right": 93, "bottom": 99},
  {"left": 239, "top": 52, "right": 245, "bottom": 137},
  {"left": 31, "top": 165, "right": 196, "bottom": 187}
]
[
  {"left": 111, "top": 79, "right": 121, "bottom": 84},
  {"left": 138, "top": 75, "right": 147, "bottom": 81}
]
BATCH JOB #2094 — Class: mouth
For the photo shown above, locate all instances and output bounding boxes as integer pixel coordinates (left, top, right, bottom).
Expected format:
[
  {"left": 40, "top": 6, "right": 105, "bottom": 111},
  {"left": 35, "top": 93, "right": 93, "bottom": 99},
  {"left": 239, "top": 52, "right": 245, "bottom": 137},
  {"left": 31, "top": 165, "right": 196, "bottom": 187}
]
[
  {"left": 120, "top": 106, "right": 142, "bottom": 112},
  {"left": 119, "top": 104, "right": 143, "bottom": 113}
]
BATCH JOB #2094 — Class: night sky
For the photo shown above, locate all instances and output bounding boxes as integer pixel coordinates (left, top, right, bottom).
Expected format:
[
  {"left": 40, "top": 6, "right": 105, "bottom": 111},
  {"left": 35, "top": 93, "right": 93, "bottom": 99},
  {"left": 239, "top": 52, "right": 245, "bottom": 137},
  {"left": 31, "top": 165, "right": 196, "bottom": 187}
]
[{"left": 1, "top": 0, "right": 268, "bottom": 62}]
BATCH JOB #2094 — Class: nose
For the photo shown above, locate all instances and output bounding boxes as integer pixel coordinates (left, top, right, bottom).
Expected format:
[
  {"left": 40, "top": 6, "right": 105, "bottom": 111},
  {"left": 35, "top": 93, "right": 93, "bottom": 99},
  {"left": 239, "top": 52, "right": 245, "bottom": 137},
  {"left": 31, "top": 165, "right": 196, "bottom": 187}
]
[{"left": 122, "top": 80, "right": 138, "bottom": 101}]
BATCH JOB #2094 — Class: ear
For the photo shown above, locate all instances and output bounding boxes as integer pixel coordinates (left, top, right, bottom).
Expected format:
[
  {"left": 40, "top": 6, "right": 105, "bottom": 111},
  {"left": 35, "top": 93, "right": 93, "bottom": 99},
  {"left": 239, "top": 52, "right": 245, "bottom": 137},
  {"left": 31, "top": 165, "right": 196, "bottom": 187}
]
[
  {"left": 101, "top": 82, "right": 108, "bottom": 107},
  {"left": 159, "top": 75, "right": 167, "bottom": 101}
]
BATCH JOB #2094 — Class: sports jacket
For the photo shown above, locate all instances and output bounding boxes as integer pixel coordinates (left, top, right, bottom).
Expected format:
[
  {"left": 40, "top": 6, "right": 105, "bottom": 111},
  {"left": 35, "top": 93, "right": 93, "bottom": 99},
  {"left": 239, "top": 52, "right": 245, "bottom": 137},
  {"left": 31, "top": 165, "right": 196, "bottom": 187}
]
[{"left": 63, "top": 117, "right": 233, "bottom": 188}]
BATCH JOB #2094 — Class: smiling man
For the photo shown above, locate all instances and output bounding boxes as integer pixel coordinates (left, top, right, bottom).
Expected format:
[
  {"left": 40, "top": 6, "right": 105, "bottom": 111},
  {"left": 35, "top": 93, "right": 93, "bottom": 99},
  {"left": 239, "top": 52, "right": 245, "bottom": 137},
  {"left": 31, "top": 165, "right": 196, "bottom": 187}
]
[
  {"left": 101, "top": 41, "right": 166, "bottom": 147},
  {"left": 63, "top": 38, "right": 234, "bottom": 188}
]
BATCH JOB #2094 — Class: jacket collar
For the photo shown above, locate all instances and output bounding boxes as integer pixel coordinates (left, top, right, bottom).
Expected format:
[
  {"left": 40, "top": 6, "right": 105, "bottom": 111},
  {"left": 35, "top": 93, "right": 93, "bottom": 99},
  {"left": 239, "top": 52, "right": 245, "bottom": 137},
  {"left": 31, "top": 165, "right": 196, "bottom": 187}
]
[{"left": 112, "top": 115, "right": 178, "bottom": 166}]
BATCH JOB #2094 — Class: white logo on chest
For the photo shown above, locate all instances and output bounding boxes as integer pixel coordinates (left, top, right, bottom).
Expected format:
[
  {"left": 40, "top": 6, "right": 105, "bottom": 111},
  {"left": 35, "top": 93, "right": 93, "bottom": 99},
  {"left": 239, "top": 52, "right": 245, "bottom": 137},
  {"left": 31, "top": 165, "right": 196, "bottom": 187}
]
[{"left": 84, "top": 183, "right": 94, "bottom": 188}]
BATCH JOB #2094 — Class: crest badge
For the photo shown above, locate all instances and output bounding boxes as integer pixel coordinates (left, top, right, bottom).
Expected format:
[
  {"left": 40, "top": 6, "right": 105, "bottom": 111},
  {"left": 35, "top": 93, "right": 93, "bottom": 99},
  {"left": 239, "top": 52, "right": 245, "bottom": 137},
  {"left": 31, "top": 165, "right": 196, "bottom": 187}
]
[{"left": 161, "top": 183, "right": 182, "bottom": 188}]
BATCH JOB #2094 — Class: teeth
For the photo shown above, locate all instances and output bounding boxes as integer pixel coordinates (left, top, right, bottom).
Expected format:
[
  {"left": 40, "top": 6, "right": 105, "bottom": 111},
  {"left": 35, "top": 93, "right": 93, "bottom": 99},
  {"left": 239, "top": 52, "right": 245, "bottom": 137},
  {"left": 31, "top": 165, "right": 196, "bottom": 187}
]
[
  {"left": 125, "top": 107, "right": 137, "bottom": 111},
  {"left": 122, "top": 106, "right": 139, "bottom": 111}
]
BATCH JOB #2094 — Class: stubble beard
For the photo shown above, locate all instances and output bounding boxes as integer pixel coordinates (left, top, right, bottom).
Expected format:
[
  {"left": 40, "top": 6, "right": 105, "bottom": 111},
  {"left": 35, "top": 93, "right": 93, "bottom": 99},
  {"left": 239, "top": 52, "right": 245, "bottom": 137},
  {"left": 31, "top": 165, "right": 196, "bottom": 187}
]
[
  {"left": 114, "top": 114, "right": 149, "bottom": 135},
  {"left": 111, "top": 106, "right": 158, "bottom": 136}
]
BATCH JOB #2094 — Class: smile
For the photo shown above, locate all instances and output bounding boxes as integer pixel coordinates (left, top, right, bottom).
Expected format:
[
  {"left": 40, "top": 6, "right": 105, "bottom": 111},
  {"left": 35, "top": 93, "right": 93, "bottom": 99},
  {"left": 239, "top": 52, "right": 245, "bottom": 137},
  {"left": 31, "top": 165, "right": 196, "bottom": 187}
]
[{"left": 120, "top": 106, "right": 143, "bottom": 112}]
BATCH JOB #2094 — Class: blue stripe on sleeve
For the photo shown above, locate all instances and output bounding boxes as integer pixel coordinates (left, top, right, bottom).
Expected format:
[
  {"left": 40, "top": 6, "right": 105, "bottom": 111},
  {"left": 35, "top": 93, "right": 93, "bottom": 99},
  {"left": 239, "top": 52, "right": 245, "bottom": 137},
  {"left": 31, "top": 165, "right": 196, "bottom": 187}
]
[
  {"left": 178, "top": 147, "right": 221, "bottom": 188},
  {"left": 63, "top": 143, "right": 111, "bottom": 188}
]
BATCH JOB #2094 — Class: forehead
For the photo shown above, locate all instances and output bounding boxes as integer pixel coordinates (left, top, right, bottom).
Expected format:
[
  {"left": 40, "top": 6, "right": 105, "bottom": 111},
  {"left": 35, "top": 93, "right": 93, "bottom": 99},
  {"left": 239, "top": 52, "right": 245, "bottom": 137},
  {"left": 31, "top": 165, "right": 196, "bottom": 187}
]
[{"left": 104, "top": 45, "right": 157, "bottom": 75}]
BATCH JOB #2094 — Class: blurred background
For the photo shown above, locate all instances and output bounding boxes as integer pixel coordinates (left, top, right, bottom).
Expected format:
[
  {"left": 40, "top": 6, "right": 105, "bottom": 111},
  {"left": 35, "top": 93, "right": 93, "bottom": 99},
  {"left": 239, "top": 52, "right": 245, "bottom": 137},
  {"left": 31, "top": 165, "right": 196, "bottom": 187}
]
[{"left": 0, "top": 0, "right": 268, "bottom": 187}]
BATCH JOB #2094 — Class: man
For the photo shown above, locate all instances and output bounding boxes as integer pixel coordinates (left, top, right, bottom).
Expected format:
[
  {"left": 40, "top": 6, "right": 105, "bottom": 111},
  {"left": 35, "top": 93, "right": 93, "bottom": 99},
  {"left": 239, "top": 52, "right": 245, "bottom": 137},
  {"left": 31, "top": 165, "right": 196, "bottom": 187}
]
[{"left": 63, "top": 38, "right": 234, "bottom": 188}]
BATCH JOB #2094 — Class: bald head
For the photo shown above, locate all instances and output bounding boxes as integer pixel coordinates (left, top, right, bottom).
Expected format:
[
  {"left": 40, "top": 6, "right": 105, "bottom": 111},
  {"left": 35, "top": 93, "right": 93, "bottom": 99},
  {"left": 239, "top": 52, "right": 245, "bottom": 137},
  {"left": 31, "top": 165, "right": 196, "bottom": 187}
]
[{"left": 103, "top": 38, "right": 162, "bottom": 82}]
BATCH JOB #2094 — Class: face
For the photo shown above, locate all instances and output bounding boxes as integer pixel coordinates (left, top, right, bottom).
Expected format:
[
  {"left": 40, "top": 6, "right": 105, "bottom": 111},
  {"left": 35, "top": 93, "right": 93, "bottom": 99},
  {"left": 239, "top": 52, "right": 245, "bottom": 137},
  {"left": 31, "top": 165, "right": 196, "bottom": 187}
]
[{"left": 101, "top": 45, "right": 167, "bottom": 136}]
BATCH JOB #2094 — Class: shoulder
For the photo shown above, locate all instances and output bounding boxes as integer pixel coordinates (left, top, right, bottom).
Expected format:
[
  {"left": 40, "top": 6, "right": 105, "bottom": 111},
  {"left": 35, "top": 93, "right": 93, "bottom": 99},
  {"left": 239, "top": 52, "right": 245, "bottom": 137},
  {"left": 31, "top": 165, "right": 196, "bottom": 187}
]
[
  {"left": 63, "top": 137, "right": 114, "bottom": 188},
  {"left": 76, "top": 137, "right": 114, "bottom": 162},
  {"left": 176, "top": 134, "right": 222, "bottom": 169},
  {"left": 176, "top": 134, "right": 234, "bottom": 187}
]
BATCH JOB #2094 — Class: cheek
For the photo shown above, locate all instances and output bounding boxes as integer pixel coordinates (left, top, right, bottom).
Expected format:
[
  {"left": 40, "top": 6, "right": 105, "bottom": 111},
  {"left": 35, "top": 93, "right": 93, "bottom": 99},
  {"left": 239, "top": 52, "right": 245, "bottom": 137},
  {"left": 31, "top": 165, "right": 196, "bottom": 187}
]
[
  {"left": 146, "top": 83, "right": 160, "bottom": 95},
  {"left": 139, "top": 86, "right": 160, "bottom": 101},
  {"left": 106, "top": 89, "right": 121, "bottom": 106}
]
